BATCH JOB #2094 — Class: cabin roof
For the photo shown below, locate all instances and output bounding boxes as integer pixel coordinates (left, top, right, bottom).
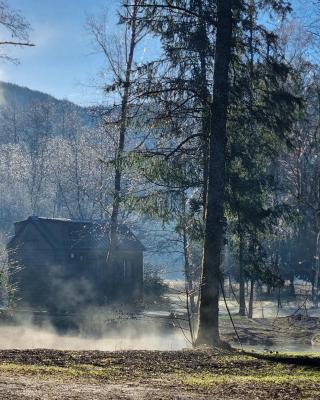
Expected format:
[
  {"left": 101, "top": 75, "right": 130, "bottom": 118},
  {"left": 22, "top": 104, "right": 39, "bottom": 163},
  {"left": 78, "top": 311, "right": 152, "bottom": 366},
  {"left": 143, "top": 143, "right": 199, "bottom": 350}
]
[{"left": 8, "top": 216, "right": 145, "bottom": 252}]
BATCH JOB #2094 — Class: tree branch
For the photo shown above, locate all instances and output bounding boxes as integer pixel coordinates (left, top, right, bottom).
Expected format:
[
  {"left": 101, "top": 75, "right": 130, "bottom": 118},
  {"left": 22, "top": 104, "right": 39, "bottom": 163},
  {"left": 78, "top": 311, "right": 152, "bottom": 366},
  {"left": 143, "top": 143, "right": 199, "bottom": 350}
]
[
  {"left": 0, "top": 41, "right": 35, "bottom": 46},
  {"left": 165, "top": 133, "right": 203, "bottom": 159}
]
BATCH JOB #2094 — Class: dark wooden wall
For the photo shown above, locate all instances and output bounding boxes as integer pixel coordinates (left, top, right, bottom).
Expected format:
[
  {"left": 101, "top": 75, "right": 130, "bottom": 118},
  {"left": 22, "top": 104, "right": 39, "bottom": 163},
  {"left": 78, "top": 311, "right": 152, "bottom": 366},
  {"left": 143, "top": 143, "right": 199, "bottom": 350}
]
[{"left": 9, "top": 222, "right": 144, "bottom": 311}]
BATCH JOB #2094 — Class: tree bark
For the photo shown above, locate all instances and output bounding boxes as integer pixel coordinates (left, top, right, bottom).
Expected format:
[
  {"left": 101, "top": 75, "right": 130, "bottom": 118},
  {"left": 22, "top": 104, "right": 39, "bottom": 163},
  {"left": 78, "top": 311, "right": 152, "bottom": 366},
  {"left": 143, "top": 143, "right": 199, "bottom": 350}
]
[
  {"left": 289, "top": 275, "right": 295, "bottom": 297},
  {"left": 238, "top": 219, "right": 246, "bottom": 316},
  {"left": 248, "top": 279, "right": 254, "bottom": 319},
  {"left": 182, "top": 191, "right": 196, "bottom": 334},
  {"left": 196, "top": 0, "right": 233, "bottom": 347},
  {"left": 314, "top": 231, "right": 320, "bottom": 308},
  {"left": 107, "top": 1, "right": 139, "bottom": 265},
  {"left": 196, "top": 0, "right": 210, "bottom": 214},
  {"left": 277, "top": 287, "right": 282, "bottom": 309}
]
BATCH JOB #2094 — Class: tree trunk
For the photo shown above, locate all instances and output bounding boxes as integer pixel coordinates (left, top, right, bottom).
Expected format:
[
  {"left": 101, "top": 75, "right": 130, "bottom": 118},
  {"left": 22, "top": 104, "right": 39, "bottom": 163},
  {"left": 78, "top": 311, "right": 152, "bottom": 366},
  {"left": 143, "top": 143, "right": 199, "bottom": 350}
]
[
  {"left": 196, "top": 0, "right": 210, "bottom": 213},
  {"left": 182, "top": 192, "right": 196, "bottom": 341},
  {"left": 289, "top": 275, "right": 295, "bottom": 297},
  {"left": 314, "top": 232, "right": 320, "bottom": 308},
  {"left": 312, "top": 273, "right": 315, "bottom": 302},
  {"left": 239, "top": 229, "right": 246, "bottom": 316},
  {"left": 248, "top": 279, "right": 254, "bottom": 319},
  {"left": 277, "top": 287, "right": 282, "bottom": 309},
  {"left": 107, "top": 1, "right": 139, "bottom": 265},
  {"left": 267, "top": 284, "right": 272, "bottom": 295},
  {"left": 196, "top": 0, "right": 233, "bottom": 347}
]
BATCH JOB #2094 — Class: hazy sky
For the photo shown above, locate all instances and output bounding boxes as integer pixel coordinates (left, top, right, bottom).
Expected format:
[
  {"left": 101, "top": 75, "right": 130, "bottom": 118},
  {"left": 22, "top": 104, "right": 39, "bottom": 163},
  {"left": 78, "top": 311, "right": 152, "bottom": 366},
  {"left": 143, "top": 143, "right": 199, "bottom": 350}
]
[
  {"left": 1, "top": 0, "right": 122, "bottom": 106},
  {"left": 1, "top": 0, "right": 316, "bottom": 106}
]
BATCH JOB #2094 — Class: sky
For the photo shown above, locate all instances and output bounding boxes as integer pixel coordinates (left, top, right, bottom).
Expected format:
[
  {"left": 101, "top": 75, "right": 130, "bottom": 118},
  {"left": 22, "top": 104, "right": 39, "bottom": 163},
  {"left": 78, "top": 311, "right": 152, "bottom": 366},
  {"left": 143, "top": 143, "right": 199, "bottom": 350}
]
[
  {"left": 1, "top": 0, "right": 317, "bottom": 107},
  {"left": 1, "top": 0, "right": 123, "bottom": 106}
]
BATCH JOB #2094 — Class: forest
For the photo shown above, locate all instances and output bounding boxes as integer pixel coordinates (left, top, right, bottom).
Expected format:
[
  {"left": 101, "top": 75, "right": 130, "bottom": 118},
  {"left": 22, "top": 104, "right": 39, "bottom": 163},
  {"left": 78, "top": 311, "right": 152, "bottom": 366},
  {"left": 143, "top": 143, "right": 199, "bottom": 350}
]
[{"left": 1, "top": 1, "right": 320, "bottom": 399}]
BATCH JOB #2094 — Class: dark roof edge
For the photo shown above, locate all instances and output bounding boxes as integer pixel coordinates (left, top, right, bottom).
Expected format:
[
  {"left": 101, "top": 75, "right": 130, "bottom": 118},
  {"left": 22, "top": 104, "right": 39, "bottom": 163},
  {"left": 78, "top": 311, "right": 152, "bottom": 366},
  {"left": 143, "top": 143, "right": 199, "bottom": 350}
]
[{"left": 8, "top": 216, "right": 145, "bottom": 251}]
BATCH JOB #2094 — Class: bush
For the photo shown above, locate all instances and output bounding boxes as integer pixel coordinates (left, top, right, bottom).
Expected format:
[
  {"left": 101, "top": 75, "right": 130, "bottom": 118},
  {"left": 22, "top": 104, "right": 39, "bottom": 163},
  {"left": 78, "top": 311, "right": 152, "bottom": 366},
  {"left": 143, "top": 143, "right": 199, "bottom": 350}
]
[{"left": 143, "top": 264, "right": 168, "bottom": 300}]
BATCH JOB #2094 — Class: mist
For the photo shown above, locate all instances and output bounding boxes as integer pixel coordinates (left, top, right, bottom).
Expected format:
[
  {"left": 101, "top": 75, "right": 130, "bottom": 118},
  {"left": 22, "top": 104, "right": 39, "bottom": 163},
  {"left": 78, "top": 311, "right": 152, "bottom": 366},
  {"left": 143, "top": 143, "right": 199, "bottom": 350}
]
[
  {"left": 0, "top": 324, "right": 190, "bottom": 351},
  {"left": 0, "top": 305, "right": 192, "bottom": 351}
]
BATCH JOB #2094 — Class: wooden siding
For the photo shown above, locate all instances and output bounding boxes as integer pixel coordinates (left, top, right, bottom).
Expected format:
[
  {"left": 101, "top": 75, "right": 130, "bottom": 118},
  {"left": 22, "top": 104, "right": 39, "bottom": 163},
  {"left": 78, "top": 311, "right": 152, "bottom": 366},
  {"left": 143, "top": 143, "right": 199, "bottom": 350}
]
[{"left": 9, "top": 220, "right": 144, "bottom": 311}]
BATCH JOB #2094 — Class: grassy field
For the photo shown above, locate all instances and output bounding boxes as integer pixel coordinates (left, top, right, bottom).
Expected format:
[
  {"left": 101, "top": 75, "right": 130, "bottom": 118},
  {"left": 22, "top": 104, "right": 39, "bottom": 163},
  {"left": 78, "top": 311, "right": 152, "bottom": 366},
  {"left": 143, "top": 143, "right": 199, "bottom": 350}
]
[{"left": 0, "top": 349, "right": 319, "bottom": 399}]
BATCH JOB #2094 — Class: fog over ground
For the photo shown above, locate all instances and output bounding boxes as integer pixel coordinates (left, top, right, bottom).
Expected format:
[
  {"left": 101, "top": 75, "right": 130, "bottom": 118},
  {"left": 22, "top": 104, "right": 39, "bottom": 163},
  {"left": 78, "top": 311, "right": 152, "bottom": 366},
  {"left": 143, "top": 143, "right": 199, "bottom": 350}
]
[
  {"left": 0, "top": 325, "right": 190, "bottom": 351},
  {"left": 0, "top": 305, "right": 191, "bottom": 351},
  {"left": 2, "top": 296, "right": 320, "bottom": 352}
]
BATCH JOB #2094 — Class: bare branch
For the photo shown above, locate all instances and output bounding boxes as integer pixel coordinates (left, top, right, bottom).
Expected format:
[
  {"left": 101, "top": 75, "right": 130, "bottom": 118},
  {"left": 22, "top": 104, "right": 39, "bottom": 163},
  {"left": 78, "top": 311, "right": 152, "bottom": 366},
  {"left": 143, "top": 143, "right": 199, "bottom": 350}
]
[{"left": 0, "top": 41, "right": 34, "bottom": 46}]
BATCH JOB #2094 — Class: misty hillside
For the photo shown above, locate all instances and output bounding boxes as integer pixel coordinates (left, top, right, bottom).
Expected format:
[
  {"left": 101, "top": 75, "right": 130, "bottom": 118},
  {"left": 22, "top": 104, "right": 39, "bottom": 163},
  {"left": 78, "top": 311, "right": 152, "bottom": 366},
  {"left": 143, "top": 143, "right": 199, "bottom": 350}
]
[
  {"left": 0, "top": 82, "right": 106, "bottom": 232},
  {"left": 0, "top": 82, "right": 95, "bottom": 144},
  {"left": 0, "top": 81, "right": 68, "bottom": 108}
]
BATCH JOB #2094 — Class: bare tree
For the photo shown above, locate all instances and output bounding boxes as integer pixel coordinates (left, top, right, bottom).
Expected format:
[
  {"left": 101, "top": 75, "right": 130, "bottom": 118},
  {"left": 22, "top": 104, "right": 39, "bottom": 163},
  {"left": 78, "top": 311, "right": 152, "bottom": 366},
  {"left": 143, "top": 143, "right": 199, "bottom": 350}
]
[
  {"left": 0, "top": 1, "right": 34, "bottom": 63},
  {"left": 88, "top": 0, "right": 147, "bottom": 264}
]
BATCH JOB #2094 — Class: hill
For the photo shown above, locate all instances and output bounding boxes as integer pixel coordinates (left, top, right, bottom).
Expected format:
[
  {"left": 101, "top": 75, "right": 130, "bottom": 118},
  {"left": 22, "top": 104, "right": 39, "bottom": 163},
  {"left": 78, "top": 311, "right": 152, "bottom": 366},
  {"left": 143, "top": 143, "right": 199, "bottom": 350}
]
[
  {"left": 0, "top": 82, "right": 95, "bottom": 143},
  {"left": 0, "top": 82, "right": 68, "bottom": 108}
]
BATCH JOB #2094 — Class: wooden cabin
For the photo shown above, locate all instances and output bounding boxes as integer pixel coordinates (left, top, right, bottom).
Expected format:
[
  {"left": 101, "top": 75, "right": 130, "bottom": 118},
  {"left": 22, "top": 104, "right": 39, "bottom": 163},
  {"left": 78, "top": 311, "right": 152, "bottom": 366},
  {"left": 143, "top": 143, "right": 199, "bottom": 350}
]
[{"left": 7, "top": 216, "right": 144, "bottom": 312}]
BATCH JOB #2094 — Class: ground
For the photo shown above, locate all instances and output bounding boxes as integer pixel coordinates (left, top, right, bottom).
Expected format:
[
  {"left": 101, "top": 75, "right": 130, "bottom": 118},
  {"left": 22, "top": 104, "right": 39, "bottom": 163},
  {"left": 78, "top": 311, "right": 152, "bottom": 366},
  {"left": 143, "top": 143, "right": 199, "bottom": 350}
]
[
  {"left": 0, "top": 349, "right": 319, "bottom": 399},
  {"left": 221, "top": 314, "right": 320, "bottom": 350},
  {"left": 1, "top": 297, "right": 320, "bottom": 398}
]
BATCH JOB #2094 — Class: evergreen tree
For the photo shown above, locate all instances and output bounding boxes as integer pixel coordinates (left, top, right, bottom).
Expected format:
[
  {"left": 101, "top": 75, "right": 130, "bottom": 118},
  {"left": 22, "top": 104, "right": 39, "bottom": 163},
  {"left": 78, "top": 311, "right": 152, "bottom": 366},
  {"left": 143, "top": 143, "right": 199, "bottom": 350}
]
[{"left": 124, "top": 0, "right": 298, "bottom": 345}]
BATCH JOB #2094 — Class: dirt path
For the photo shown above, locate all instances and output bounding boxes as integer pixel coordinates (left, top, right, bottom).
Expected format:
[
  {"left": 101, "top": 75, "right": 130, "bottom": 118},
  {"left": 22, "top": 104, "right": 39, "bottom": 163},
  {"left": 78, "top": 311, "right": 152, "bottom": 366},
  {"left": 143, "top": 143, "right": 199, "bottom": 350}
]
[
  {"left": 0, "top": 374, "right": 304, "bottom": 400},
  {"left": 0, "top": 376, "right": 182, "bottom": 400}
]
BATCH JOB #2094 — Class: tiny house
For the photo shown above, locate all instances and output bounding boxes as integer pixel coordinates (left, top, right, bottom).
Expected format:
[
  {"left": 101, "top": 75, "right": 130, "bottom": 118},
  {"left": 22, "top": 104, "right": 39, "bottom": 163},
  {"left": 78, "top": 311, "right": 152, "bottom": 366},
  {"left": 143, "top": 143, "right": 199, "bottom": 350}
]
[{"left": 7, "top": 216, "right": 144, "bottom": 312}]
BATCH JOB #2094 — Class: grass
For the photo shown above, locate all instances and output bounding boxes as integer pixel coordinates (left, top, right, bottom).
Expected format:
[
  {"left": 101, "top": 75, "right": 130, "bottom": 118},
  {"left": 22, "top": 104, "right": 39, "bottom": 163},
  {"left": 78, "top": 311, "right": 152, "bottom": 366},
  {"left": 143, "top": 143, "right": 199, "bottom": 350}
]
[
  {"left": 183, "top": 369, "right": 320, "bottom": 387},
  {"left": 0, "top": 350, "right": 319, "bottom": 399},
  {"left": 0, "top": 363, "right": 123, "bottom": 380},
  {"left": 177, "top": 352, "right": 320, "bottom": 398}
]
